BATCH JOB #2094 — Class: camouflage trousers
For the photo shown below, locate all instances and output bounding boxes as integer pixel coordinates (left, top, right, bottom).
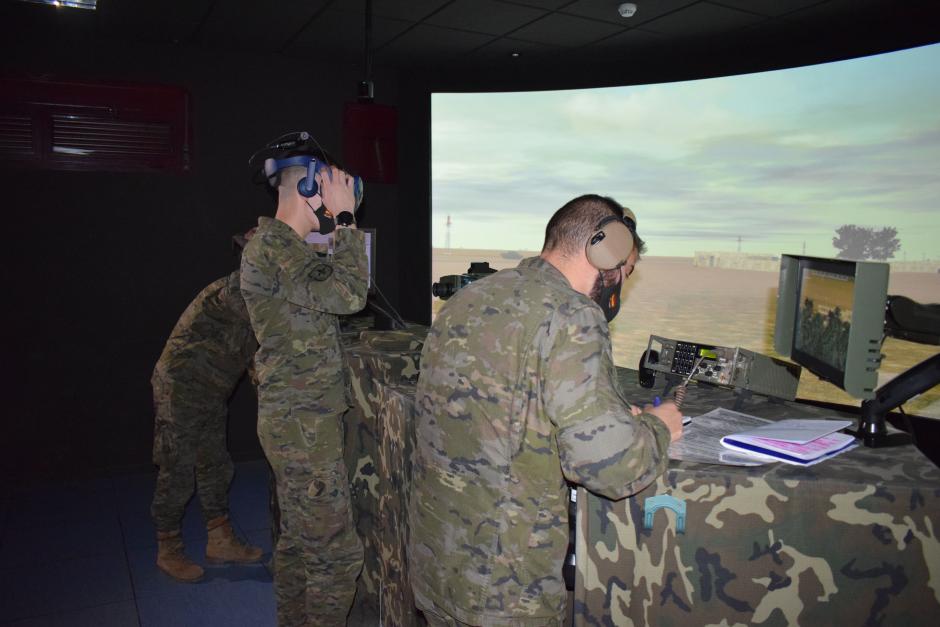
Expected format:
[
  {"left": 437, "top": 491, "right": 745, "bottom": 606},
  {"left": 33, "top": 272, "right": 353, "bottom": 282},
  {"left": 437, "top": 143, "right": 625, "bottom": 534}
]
[
  {"left": 258, "top": 402, "right": 363, "bottom": 627},
  {"left": 414, "top": 589, "right": 565, "bottom": 627},
  {"left": 151, "top": 373, "right": 234, "bottom": 533},
  {"left": 415, "top": 593, "right": 476, "bottom": 627}
]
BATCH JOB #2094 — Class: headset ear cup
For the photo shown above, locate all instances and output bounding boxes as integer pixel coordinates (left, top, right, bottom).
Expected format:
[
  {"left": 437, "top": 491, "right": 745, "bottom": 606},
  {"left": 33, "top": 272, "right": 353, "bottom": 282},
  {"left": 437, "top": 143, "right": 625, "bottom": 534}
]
[
  {"left": 297, "top": 159, "right": 318, "bottom": 197},
  {"left": 586, "top": 219, "right": 635, "bottom": 270}
]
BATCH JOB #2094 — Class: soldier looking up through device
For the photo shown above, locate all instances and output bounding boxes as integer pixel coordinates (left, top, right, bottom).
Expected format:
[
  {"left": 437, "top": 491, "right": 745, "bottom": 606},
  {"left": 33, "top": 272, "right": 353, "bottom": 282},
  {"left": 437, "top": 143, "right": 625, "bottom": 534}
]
[{"left": 240, "top": 132, "right": 368, "bottom": 627}]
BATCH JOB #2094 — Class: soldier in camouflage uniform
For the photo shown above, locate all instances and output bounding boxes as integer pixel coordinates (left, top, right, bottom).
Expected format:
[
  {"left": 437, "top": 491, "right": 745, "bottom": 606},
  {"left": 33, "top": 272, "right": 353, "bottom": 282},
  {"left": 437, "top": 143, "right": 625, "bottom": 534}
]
[
  {"left": 409, "top": 195, "right": 684, "bottom": 626},
  {"left": 151, "top": 269, "right": 264, "bottom": 582},
  {"left": 241, "top": 141, "right": 368, "bottom": 626}
]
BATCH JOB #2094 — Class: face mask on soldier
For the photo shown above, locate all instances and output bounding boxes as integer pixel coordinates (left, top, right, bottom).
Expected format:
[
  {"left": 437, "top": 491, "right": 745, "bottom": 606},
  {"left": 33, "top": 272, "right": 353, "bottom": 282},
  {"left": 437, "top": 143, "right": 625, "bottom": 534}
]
[{"left": 590, "top": 268, "right": 623, "bottom": 323}]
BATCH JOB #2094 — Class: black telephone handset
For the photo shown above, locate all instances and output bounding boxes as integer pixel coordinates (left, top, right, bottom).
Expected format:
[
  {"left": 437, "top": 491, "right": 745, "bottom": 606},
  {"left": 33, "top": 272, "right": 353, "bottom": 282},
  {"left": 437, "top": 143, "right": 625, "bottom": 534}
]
[{"left": 639, "top": 349, "right": 659, "bottom": 388}]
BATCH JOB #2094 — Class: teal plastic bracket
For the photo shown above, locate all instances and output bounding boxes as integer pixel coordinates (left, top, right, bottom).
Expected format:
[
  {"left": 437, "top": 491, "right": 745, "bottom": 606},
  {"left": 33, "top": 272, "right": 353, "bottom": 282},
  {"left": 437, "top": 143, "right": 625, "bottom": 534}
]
[{"left": 643, "top": 494, "right": 686, "bottom": 534}]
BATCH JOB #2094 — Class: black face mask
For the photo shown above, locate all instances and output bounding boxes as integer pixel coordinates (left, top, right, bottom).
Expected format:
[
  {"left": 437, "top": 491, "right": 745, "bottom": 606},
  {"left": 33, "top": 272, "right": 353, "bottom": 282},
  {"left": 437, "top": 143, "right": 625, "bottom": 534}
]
[
  {"left": 590, "top": 270, "right": 623, "bottom": 323},
  {"left": 306, "top": 200, "right": 336, "bottom": 234}
]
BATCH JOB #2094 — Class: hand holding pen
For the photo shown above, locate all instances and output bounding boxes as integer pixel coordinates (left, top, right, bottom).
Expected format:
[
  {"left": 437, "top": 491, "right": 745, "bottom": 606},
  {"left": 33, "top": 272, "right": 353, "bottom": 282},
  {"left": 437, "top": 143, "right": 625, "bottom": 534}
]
[
  {"left": 639, "top": 397, "right": 684, "bottom": 442},
  {"left": 652, "top": 395, "right": 693, "bottom": 426}
]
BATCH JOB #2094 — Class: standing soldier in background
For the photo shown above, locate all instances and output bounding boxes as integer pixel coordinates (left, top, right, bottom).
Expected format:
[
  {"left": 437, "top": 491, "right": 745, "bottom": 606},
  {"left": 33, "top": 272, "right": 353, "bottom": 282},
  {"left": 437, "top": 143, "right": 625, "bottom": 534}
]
[
  {"left": 241, "top": 132, "right": 368, "bottom": 626},
  {"left": 151, "top": 262, "right": 263, "bottom": 582},
  {"left": 409, "top": 195, "right": 683, "bottom": 626}
]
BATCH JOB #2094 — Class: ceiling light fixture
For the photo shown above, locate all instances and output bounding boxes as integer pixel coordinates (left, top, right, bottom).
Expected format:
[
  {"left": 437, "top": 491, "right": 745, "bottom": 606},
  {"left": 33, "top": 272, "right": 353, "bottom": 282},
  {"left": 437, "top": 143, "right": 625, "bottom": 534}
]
[
  {"left": 20, "top": 0, "right": 97, "bottom": 9},
  {"left": 618, "top": 3, "right": 637, "bottom": 18}
]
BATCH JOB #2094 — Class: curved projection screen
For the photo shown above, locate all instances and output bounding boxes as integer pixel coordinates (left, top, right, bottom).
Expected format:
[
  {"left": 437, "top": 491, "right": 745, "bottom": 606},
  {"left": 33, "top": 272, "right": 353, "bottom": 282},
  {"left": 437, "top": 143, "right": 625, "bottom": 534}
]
[{"left": 431, "top": 43, "right": 940, "bottom": 418}]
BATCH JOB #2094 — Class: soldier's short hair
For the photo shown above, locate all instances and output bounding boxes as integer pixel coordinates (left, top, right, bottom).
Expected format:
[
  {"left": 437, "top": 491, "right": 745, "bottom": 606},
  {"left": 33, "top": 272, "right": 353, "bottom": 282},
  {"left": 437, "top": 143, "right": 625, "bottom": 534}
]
[{"left": 542, "top": 194, "right": 646, "bottom": 258}]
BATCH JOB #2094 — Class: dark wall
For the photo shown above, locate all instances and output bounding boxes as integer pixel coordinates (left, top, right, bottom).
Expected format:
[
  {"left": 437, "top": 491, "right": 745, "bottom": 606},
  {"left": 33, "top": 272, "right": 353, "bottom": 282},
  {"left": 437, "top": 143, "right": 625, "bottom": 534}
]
[
  {"left": 1, "top": 32, "right": 404, "bottom": 477},
  {"left": 4, "top": 5, "right": 936, "bottom": 478}
]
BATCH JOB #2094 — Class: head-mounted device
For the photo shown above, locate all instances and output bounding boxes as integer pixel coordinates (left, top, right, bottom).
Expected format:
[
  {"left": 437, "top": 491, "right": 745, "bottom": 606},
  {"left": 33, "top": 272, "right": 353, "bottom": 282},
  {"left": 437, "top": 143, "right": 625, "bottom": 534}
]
[{"left": 249, "top": 131, "right": 364, "bottom": 209}]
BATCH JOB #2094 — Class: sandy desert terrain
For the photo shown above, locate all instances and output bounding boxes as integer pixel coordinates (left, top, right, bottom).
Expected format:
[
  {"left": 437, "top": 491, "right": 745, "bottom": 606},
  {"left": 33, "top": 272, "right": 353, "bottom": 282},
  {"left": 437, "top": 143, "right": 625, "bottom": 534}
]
[{"left": 432, "top": 249, "right": 940, "bottom": 418}]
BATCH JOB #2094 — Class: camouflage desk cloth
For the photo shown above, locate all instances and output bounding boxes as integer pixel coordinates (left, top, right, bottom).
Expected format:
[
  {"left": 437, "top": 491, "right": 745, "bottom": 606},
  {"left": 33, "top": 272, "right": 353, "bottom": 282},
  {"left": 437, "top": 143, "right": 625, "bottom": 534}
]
[
  {"left": 574, "top": 369, "right": 940, "bottom": 627},
  {"left": 344, "top": 327, "right": 425, "bottom": 627}
]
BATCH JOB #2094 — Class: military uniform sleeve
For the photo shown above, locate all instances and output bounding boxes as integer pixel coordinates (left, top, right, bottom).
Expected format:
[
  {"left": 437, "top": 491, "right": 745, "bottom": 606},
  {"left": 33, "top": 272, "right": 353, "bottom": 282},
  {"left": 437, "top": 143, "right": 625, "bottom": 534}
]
[
  {"left": 274, "top": 228, "right": 368, "bottom": 314},
  {"left": 543, "top": 304, "right": 671, "bottom": 500}
]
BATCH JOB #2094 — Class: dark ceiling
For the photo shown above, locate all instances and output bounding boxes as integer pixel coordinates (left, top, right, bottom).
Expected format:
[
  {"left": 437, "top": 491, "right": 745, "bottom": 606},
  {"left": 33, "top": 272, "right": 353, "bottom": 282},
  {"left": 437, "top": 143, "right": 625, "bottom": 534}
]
[{"left": 4, "top": 0, "right": 940, "bottom": 89}]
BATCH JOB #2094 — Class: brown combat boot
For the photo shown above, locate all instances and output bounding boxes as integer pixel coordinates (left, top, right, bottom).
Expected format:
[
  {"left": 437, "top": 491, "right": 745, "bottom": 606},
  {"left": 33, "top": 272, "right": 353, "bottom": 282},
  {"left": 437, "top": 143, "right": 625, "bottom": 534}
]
[
  {"left": 156, "top": 530, "right": 204, "bottom": 582},
  {"left": 205, "top": 515, "right": 263, "bottom": 563}
]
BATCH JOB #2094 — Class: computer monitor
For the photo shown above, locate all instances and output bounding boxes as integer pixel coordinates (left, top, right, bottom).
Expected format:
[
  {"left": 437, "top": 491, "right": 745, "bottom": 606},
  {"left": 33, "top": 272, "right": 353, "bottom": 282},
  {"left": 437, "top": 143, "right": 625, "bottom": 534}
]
[
  {"left": 305, "top": 228, "right": 376, "bottom": 293},
  {"left": 774, "top": 254, "right": 889, "bottom": 400}
]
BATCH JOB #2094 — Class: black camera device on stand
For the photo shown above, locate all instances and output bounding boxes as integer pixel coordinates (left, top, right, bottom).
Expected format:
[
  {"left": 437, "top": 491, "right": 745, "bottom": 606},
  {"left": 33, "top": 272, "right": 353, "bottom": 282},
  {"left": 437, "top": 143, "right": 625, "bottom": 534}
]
[{"left": 431, "top": 262, "right": 497, "bottom": 300}]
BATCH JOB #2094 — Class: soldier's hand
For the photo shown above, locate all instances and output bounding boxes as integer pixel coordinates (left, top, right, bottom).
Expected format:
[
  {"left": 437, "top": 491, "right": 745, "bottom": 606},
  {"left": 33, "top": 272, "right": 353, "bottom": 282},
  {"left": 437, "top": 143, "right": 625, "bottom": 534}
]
[
  {"left": 319, "top": 165, "right": 356, "bottom": 217},
  {"left": 643, "top": 400, "right": 683, "bottom": 442}
]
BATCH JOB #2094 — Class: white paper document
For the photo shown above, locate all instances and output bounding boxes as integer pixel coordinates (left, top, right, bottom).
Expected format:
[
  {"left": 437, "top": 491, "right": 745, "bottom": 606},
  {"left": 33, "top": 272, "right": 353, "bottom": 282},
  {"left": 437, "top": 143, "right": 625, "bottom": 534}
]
[
  {"left": 720, "top": 418, "right": 857, "bottom": 465},
  {"left": 723, "top": 418, "right": 853, "bottom": 444},
  {"left": 668, "top": 407, "right": 777, "bottom": 466}
]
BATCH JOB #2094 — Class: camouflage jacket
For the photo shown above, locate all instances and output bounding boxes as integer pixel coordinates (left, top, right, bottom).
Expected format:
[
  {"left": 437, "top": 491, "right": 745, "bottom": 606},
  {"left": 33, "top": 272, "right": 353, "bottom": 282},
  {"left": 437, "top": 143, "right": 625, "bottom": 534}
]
[
  {"left": 240, "top": 217, "right": 368, "bottom": 413},
  {"left": 153, "top": 270, "right": 256, "bottom": 398},
  {"left": 409, "top": 256, "right": 671, "bottom": 626}
]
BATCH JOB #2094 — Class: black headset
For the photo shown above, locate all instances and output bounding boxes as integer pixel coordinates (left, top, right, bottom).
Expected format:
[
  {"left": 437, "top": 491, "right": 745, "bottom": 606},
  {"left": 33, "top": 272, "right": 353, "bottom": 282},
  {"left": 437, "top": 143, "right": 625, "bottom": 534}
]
[{"left": 585, "top": 208, "right": 637, "bottom": 271}]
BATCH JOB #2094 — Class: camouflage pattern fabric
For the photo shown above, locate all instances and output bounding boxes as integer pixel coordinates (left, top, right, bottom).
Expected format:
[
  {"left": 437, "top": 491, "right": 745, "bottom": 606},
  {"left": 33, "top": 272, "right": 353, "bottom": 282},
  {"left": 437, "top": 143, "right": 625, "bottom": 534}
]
[
  {"left": 375, "top": 382, "right": 420, "bottom": 627},
  {"left": 343, "top": 330, "right": 425, "bottom": 625},
  {"left": 574, "top": 368, "right": 940, "bottom": 626},
  {"left": 409, "top": 257, "right": 671, "bottom": 626},
  {"left": 151, "top": 270, "right": 257, "bottom": 533},
  {"left": 240, "top": 217, "right": 368, "bottom": 627}
]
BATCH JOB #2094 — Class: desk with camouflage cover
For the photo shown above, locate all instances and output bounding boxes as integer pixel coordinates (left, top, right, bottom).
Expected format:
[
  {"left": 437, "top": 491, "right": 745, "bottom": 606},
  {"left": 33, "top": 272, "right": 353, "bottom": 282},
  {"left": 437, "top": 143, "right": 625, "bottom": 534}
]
[
  {"left": 342, "top": 329, "right": 940, "bottom": 627},
  {"left": 343, "top": 327, "right": 425, "bottom": 627},
  {"left": 574, "top": 369, "right": 940, "bottom": 627}
]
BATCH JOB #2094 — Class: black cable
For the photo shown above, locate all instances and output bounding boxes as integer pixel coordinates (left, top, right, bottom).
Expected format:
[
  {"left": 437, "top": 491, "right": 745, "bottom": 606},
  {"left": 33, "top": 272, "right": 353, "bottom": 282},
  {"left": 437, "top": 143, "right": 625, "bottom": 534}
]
[
  {"left": 371, "top": 281, "right": 407, "bottom": 329},
  {"left": 364, "top": 0, "right": 373, "bottom": 84}
]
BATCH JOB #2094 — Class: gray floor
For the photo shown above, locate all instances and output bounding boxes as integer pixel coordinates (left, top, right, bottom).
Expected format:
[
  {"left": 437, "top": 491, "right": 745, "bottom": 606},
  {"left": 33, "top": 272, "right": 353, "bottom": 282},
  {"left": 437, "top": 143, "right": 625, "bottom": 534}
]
[{"left": 0, "top": 460, "right": 378, "bottom": 626}]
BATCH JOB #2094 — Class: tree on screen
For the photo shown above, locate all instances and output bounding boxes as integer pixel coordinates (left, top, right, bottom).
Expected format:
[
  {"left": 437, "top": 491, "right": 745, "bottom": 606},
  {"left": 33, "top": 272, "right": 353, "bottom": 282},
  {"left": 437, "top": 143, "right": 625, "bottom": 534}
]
[{"left": 832, "top": 225, "right": 900, "bottom": 260}]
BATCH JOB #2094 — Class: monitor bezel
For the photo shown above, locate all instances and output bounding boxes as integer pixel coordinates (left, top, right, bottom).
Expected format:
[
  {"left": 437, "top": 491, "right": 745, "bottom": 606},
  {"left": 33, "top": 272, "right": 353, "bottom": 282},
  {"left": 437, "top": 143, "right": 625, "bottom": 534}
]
[{"left": 774, "top": 253, "right": 889, "bottom": 400}]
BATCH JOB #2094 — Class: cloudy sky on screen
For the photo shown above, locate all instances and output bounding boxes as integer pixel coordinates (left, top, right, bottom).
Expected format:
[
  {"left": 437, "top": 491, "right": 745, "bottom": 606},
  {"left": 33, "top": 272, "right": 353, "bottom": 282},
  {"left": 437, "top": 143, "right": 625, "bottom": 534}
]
[{"left": 431, "top": 43, "right": 940, "bottom": 259}]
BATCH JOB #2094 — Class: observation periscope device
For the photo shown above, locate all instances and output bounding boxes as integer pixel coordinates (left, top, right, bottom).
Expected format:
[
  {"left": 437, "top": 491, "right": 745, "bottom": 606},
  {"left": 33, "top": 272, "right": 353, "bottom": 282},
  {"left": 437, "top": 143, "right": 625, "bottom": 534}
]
[
  {"left": 263, "top": 154, "right": 364, "bottom": 211},
  {"left": 250, "top": 131, "right": 364, "bottom": 212},
  {"left": 642, "top": 335, "right": 802, "bottom": 402}
]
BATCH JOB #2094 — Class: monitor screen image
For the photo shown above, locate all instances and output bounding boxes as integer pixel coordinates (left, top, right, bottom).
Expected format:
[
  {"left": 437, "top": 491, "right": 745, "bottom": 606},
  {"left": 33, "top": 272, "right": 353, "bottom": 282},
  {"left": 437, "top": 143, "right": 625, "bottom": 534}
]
[
  {"left": 431, "top": 43, "right": 940, "bottom": 417},
  {"left": 795, "top": 267, "right": 854, "bottom": 373}
]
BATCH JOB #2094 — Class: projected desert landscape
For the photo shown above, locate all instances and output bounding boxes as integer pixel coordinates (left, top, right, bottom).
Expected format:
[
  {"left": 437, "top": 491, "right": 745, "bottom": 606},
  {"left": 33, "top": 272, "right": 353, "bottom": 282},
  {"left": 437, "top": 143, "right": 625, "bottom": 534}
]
[{"left": 433, "top": 250, "right": 940, "bottom": 418}]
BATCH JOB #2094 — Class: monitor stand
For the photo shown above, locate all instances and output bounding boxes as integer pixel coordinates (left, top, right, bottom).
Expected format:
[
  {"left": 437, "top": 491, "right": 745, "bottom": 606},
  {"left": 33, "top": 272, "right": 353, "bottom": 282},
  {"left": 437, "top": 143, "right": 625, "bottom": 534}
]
[{"left": 853, "top": 353, "right": 940, "bottom": 448}]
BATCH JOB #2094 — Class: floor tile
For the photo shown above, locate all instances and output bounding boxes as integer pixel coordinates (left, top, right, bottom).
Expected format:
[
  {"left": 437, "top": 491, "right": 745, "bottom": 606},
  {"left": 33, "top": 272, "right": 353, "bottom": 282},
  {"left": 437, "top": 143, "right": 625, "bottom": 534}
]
[
  {"left": 0, "top": 514, "right": 125, "bottom": 569},
  {"left": 4, "top": 478, "right": 118, "bottom": 527},
  {"left": 2, "top": 600, "right": 140, "bottom": 627},
  {"left": 136, "top": 575, "right": 275, "bottom": 627},
  {"left": 0, "top": 553, "right": 133, "bottom": 622}
]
